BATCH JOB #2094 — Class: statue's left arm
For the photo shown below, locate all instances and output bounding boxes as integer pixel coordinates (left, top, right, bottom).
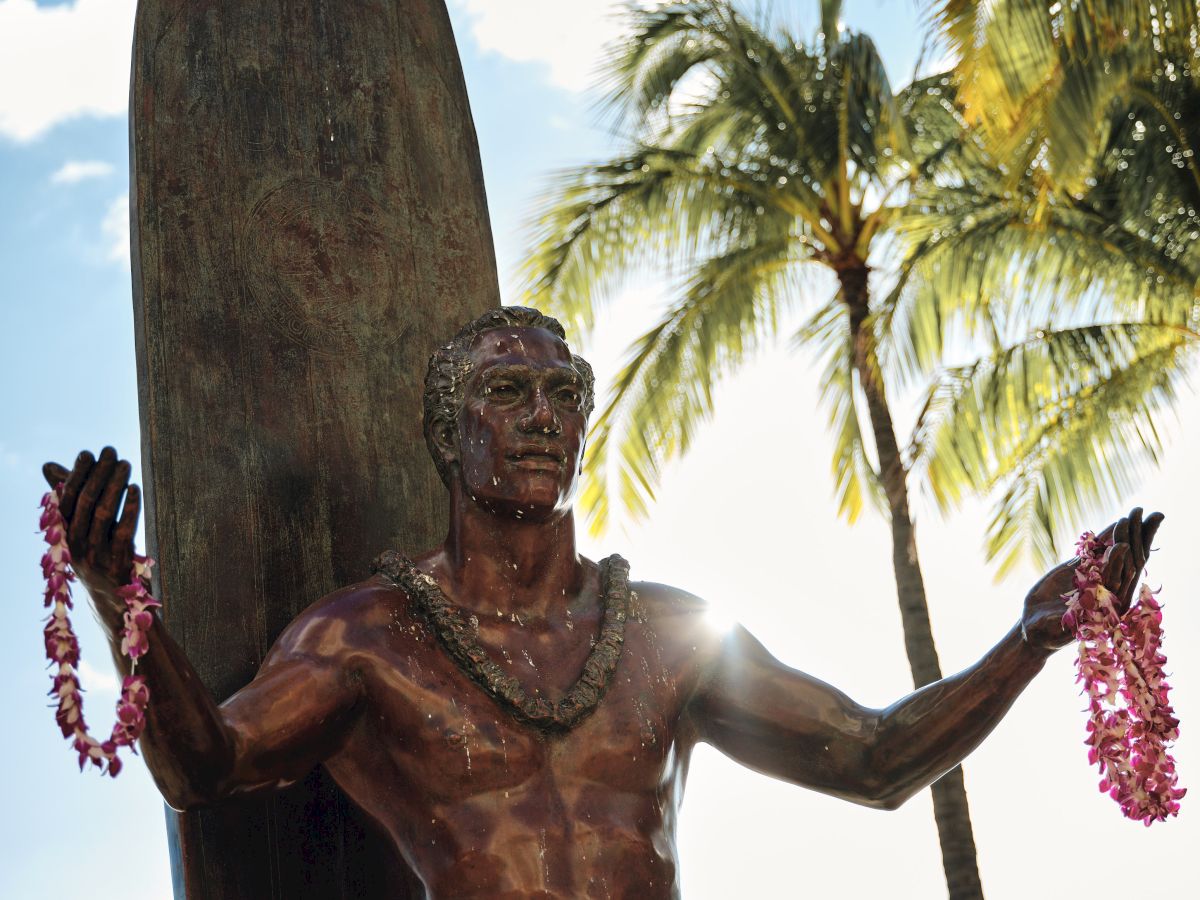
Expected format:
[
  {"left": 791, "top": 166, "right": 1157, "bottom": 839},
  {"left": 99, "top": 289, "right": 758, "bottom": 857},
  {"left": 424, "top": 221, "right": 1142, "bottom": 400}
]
[
  {"left": 687, "top": 509, "right": 1161, "bottom": 810},
  {"left": 42, "top": 449, "right": 366, "bottom": 809}
]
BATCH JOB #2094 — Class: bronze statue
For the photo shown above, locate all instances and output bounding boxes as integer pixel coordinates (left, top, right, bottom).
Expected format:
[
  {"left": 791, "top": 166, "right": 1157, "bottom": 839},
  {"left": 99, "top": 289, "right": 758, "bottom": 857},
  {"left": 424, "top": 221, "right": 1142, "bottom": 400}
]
[{"left": 44, "top": 307, "right": 1161, "bottom": 899}]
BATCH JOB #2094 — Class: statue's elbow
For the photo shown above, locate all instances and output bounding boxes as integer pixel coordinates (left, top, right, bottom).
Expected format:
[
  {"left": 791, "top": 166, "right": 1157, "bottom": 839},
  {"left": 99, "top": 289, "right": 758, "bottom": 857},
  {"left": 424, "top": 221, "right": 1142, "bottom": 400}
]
[
  {"left": 161, "top": 783, "right": 218, "bottom": 812},
  {"left": 855, "top": 769, "right": 916, "bottom": 811},
  {"left": 857, "top": 738, "right": 920, "bottom": 810},
  {"left": 162, "top": 791, "right": 199, "bottom": 813},
  {"left": 154, "top": 769, "right": 227, "bottom": 812},
  {"left": 868, "top": 787, "right": 911, "bottom": 812}
]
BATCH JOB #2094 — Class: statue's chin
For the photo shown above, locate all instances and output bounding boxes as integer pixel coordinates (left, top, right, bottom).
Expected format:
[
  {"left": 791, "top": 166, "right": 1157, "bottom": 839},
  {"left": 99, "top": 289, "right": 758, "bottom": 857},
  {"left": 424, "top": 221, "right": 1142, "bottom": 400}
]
[{"left": 462, "top": 481, "right": 576, "bottom": 524}]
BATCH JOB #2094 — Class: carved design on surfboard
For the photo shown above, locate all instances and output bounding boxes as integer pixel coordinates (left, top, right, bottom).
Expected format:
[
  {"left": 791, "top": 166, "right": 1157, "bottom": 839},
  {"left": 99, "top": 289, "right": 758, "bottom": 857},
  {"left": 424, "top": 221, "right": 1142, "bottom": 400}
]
[{"left": 237, "top": 178, "right": 407, "bottom": 354}]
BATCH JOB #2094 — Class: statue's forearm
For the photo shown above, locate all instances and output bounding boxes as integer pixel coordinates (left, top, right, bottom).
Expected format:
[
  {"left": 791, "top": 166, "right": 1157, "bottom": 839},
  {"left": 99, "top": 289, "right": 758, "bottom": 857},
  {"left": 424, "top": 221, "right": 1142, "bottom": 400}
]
[
  {"left": 867, "top": 623, "right": 1051, "bottom": 808},
  {"left": 694, "top": 619, "right": 1057, "bottom": 810},
  {"left": 91, "top": 587, "right": 236, "bottom": 809}
]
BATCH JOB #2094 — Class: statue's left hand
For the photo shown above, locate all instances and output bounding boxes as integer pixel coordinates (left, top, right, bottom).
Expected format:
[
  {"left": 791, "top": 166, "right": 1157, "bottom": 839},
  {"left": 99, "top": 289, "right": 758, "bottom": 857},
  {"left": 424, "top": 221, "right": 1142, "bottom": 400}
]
[
  {"left": 41, "top": 448, "right": 141, "bottom": 617},
  {"left": 1021, "top": 507, "right": 1163, "bottom": 652}
]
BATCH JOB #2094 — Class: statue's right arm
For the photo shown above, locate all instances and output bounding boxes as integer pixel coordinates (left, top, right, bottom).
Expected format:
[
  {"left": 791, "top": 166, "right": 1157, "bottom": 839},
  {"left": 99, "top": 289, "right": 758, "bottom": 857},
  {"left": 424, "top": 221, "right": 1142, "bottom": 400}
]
[
  {"left": 683, "top": 511, "right": 1156, "bottom": 811},
  {"left": 43, "top": 449, "right": 365, "bottom": 811}
]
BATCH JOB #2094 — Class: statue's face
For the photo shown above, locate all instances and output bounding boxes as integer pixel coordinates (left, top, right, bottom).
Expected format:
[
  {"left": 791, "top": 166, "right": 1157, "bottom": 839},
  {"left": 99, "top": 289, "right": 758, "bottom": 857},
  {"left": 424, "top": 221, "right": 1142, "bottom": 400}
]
[{"left": 449, "top": 326, "right": 587, "bottom": 520}]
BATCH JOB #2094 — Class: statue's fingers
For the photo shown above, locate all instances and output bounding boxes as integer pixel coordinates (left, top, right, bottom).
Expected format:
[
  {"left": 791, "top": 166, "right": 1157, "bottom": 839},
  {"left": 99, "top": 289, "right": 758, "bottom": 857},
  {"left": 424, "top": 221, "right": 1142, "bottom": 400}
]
[
  {"left": 1112, "top": 515, "right": 1130, "bottom": 549},
  {"left": 1119, "top": 547, "right": 1138, "bottom": 608},
  {"left": 42, "top": 462, "right": 70, "bottom": 489},
  {"left": 113, "top": 484, "right": 141, "bottom": 571},
  {"left": 1128, "top": 507, "right": 1144, "bottom": 572},
  {"left": 58, "top": 450, "right": 94, "bottom": 521},
  {"left": 1102, "top": 544, "right": 1134, "bottom": 608},
  {"left": 1143, "top": 512, "right": 1164, "bottom": 560},
  {"left": 69, "top": 447, "right": 116, "bottom": 550},
  {"left": 89, "top": 460, "right": 130, "bottom": 554},
  {"left": 1102, "top": 541, "right": 1125, "bottom": 572}
]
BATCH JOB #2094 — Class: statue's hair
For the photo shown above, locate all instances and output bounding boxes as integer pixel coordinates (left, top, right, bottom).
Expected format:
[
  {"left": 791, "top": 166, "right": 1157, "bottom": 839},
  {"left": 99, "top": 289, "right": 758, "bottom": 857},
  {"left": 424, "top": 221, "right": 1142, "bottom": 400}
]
[{"left": 423, "top": 307, "right": 595, "bottom": 485}]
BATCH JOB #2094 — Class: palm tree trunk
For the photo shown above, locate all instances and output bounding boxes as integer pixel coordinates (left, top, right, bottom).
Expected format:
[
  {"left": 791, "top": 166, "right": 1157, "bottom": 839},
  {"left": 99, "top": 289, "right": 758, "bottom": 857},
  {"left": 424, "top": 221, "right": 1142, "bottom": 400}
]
[{"left": 839, "top": 264, "right": 985, "bottom": 900}]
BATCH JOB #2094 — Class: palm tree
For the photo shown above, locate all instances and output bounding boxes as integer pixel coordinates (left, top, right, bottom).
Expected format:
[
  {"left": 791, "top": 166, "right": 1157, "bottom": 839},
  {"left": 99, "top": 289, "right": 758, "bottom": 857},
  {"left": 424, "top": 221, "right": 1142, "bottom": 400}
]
[
  {"left": 897, "top": 0, "right": 1200, "bottom": 571},
  {"left": 522, "top": 2, "right": 987, "bottom": 895}
]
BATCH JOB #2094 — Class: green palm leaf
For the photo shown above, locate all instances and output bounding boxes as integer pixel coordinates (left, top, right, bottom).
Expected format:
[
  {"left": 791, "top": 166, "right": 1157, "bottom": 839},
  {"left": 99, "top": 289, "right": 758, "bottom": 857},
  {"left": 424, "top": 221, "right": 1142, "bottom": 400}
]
[
  {"left": 522, "top": 145, "right": 794, "bottom": 336},
  {"left": 793, "top": 297, "right": 885, "bottom": 522},
  {"left": 916, "top": 322, "right": 1196, "bottom": 571},
  {"left": 581, "top": 234, "right": 807, "bottom": 535}
]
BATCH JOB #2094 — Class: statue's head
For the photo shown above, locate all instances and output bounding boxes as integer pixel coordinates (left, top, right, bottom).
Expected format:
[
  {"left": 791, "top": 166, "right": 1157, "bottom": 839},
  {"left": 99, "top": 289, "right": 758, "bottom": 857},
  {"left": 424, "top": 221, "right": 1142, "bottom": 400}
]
[{"left": 423, "top": 307, "right": 595, "bottom": 517}]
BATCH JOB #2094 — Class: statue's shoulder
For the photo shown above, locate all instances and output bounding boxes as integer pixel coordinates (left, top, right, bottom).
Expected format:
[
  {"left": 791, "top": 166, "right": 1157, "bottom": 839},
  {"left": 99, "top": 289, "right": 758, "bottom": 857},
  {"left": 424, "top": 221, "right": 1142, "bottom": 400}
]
[
  {"left": 625, "top": 578, "right": 719, "bottom": 638},
  {"left": 628, "top": 578, "right": 708, "bottom": 612},
  {"left": 621, "top": 577, "right": 729, "bottom": 684},
  {"left": 272, "top": 557, "right": 419, "bottom": 656},
  {"left": 363, "top": 548, "right": 432, "bottom": 618}
]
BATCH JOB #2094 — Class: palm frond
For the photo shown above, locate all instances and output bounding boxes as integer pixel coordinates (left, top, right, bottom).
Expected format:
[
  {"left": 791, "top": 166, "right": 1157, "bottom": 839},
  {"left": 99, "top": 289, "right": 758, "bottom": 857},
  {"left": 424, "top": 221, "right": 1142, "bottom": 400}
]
[
  {"left": 927, "top": 0, "right": 1200, "bottom": 198},
  {"left": 793, "top": 297, "right": 885, "bottom": 522},
  {"left": 915, "top": 321, "right": 1197, "bottom": 572},
  {"left": 581, "top": 235, "right": 807, "bottom": 534},
  {"left": 891, "top": 179, "right": 1200, "bottom": 381},
  {"left": 833, "top": 32, "right": 911, "bottom": 185},
  {"left": 983, "top": 339, "right": 1189, "bottom": 574},
  {"left": 599, "top": 2, "right": 734, "bottom": 133},
  {"left": 820, "top": 0, "right": 843, "bottom": 42},
  {"left": 521, "top": 145, "right": 797, "bottom": 336}
]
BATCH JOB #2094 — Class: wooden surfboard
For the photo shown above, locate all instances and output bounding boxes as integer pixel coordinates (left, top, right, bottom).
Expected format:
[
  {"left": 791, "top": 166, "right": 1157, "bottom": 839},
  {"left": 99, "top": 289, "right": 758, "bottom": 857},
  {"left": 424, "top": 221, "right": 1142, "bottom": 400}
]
[{"left": 130, "top": 2, "right": 498, "bottom": 896}]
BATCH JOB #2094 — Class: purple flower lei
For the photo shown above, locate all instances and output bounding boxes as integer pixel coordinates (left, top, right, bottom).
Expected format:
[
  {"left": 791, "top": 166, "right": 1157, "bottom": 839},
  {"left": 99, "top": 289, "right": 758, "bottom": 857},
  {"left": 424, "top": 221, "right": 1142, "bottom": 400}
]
[
  {"left": 39, "top": 485, "right": 159, "bottom": 777},
  {"left": 1062, "top": 532, "right": 1185, "bottom": 824}
]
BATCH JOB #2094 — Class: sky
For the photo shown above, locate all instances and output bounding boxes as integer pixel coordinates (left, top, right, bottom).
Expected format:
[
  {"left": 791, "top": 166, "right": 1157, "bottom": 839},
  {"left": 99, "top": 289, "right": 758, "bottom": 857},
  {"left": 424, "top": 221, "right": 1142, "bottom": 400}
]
[{"left": 0, "top": 1, "right": 1196, "bottom": 897}]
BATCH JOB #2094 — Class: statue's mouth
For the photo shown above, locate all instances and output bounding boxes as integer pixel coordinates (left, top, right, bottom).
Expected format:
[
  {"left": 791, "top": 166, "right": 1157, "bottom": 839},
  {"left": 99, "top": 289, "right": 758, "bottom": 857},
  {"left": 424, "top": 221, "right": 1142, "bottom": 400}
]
[{"left": 507, "top": 447, "right": 565, "bottom": 468}]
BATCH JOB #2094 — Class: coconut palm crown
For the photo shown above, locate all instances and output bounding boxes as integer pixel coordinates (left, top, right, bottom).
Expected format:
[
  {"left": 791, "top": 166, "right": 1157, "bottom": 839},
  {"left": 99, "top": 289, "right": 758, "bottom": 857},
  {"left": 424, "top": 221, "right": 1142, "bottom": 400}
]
[{"left": 901, "top": 0, "right": 1200, "bottom": 573}]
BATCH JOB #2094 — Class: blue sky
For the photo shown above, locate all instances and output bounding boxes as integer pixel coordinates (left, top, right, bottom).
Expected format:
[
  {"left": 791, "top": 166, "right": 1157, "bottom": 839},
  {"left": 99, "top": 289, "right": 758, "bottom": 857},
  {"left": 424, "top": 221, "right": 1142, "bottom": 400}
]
[{"left": 1, "top": 1, "right": 1196, "bottom": 897}]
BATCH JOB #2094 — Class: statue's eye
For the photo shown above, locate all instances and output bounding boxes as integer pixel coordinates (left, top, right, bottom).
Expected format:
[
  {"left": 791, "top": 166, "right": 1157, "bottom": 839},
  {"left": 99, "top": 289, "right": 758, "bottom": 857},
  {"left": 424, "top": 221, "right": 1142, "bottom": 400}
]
[
  {"left": 556, "top": 388, "right": 581, "bottom": 406},
  {"left": 486, "top": 383, "right": 519, "bottom": 400}
]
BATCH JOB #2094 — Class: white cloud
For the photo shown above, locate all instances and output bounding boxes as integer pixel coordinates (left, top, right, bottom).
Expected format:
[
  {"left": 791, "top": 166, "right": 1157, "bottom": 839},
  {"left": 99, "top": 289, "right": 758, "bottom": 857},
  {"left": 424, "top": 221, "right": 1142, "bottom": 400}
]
[
  {"left": 101, "top": 193, "right": 129, "bottom": 266},
  {"left": 454, "top": 0, "right": 632, "bottom": 92},
  {"left": 50, "top": 159, "right": 114, "bottom": 184},
  {"left": 77, "top": 658, "right": 119, "bottom": 695},
  {"left": 0, "top": 0, "right": 137, "bottom": 142}
]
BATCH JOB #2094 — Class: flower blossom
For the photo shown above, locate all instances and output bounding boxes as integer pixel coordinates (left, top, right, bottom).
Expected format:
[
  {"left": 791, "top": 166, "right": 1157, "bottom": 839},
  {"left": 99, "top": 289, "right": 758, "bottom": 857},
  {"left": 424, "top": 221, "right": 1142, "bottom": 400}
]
[
  {"left": 38, "top": 486, "right": 158, "bottom": 777},
  {"left": 1063, "top": 532, "right": 1184, "bottom": 824}
]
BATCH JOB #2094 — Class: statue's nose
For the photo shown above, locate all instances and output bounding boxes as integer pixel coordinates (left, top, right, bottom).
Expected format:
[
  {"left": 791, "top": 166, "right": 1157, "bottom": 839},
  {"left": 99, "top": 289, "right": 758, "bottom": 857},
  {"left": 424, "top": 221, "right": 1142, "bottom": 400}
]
[{"left": 518, "top": 388, "right": 561, "bottom": 434}]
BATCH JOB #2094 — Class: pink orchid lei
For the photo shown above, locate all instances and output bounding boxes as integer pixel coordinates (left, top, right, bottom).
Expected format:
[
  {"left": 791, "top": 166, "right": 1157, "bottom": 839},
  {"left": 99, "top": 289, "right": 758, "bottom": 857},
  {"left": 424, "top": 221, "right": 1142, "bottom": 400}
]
[
  {"left": 1062, "top": 531, "right": 1184, "bottom": 824},
  {"left": 39, "top": 485, "right": 159, "bottom": 777}
]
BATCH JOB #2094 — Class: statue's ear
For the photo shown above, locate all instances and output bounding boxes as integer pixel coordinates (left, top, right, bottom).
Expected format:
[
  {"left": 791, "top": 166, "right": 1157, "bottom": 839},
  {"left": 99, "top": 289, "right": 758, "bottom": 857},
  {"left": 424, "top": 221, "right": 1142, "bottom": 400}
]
[{"left": 431, "top": 416, "right": 459, "bottom": 467}]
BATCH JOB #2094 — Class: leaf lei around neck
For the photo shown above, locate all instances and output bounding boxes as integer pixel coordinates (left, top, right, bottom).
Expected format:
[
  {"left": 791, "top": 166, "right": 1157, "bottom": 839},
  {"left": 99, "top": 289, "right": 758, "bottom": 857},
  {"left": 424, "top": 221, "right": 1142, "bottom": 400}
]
[{"left": 372, "top": 551, "right": 630, "bottom": 733}]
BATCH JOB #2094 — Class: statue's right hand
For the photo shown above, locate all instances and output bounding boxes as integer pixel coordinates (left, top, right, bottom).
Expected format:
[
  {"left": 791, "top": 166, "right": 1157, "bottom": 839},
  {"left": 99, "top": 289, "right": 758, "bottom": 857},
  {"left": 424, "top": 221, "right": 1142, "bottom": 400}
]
[{"left": 42, "top": 447, "right": 141, "bottom": 606}]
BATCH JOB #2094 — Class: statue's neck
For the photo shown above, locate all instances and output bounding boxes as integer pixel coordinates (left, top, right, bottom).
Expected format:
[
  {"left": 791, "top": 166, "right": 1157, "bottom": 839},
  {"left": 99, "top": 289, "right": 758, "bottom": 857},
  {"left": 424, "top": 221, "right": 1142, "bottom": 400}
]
[{"left": 439, "top": 485, "right": 584, "bottom": 619}]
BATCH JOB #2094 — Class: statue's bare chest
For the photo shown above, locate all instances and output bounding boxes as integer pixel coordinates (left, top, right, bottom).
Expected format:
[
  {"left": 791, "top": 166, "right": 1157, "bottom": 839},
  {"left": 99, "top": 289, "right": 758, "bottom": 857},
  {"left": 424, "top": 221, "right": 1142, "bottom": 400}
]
[{"left": 349, "top": 593, "right": 693, "bottom": 805}]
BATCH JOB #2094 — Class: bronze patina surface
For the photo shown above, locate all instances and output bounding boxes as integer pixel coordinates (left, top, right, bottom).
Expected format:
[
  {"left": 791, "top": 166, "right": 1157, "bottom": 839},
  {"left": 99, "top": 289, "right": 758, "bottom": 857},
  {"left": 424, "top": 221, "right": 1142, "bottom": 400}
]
[{"left": 45, "top": 309, "right": 1162, "bottom": 899}]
